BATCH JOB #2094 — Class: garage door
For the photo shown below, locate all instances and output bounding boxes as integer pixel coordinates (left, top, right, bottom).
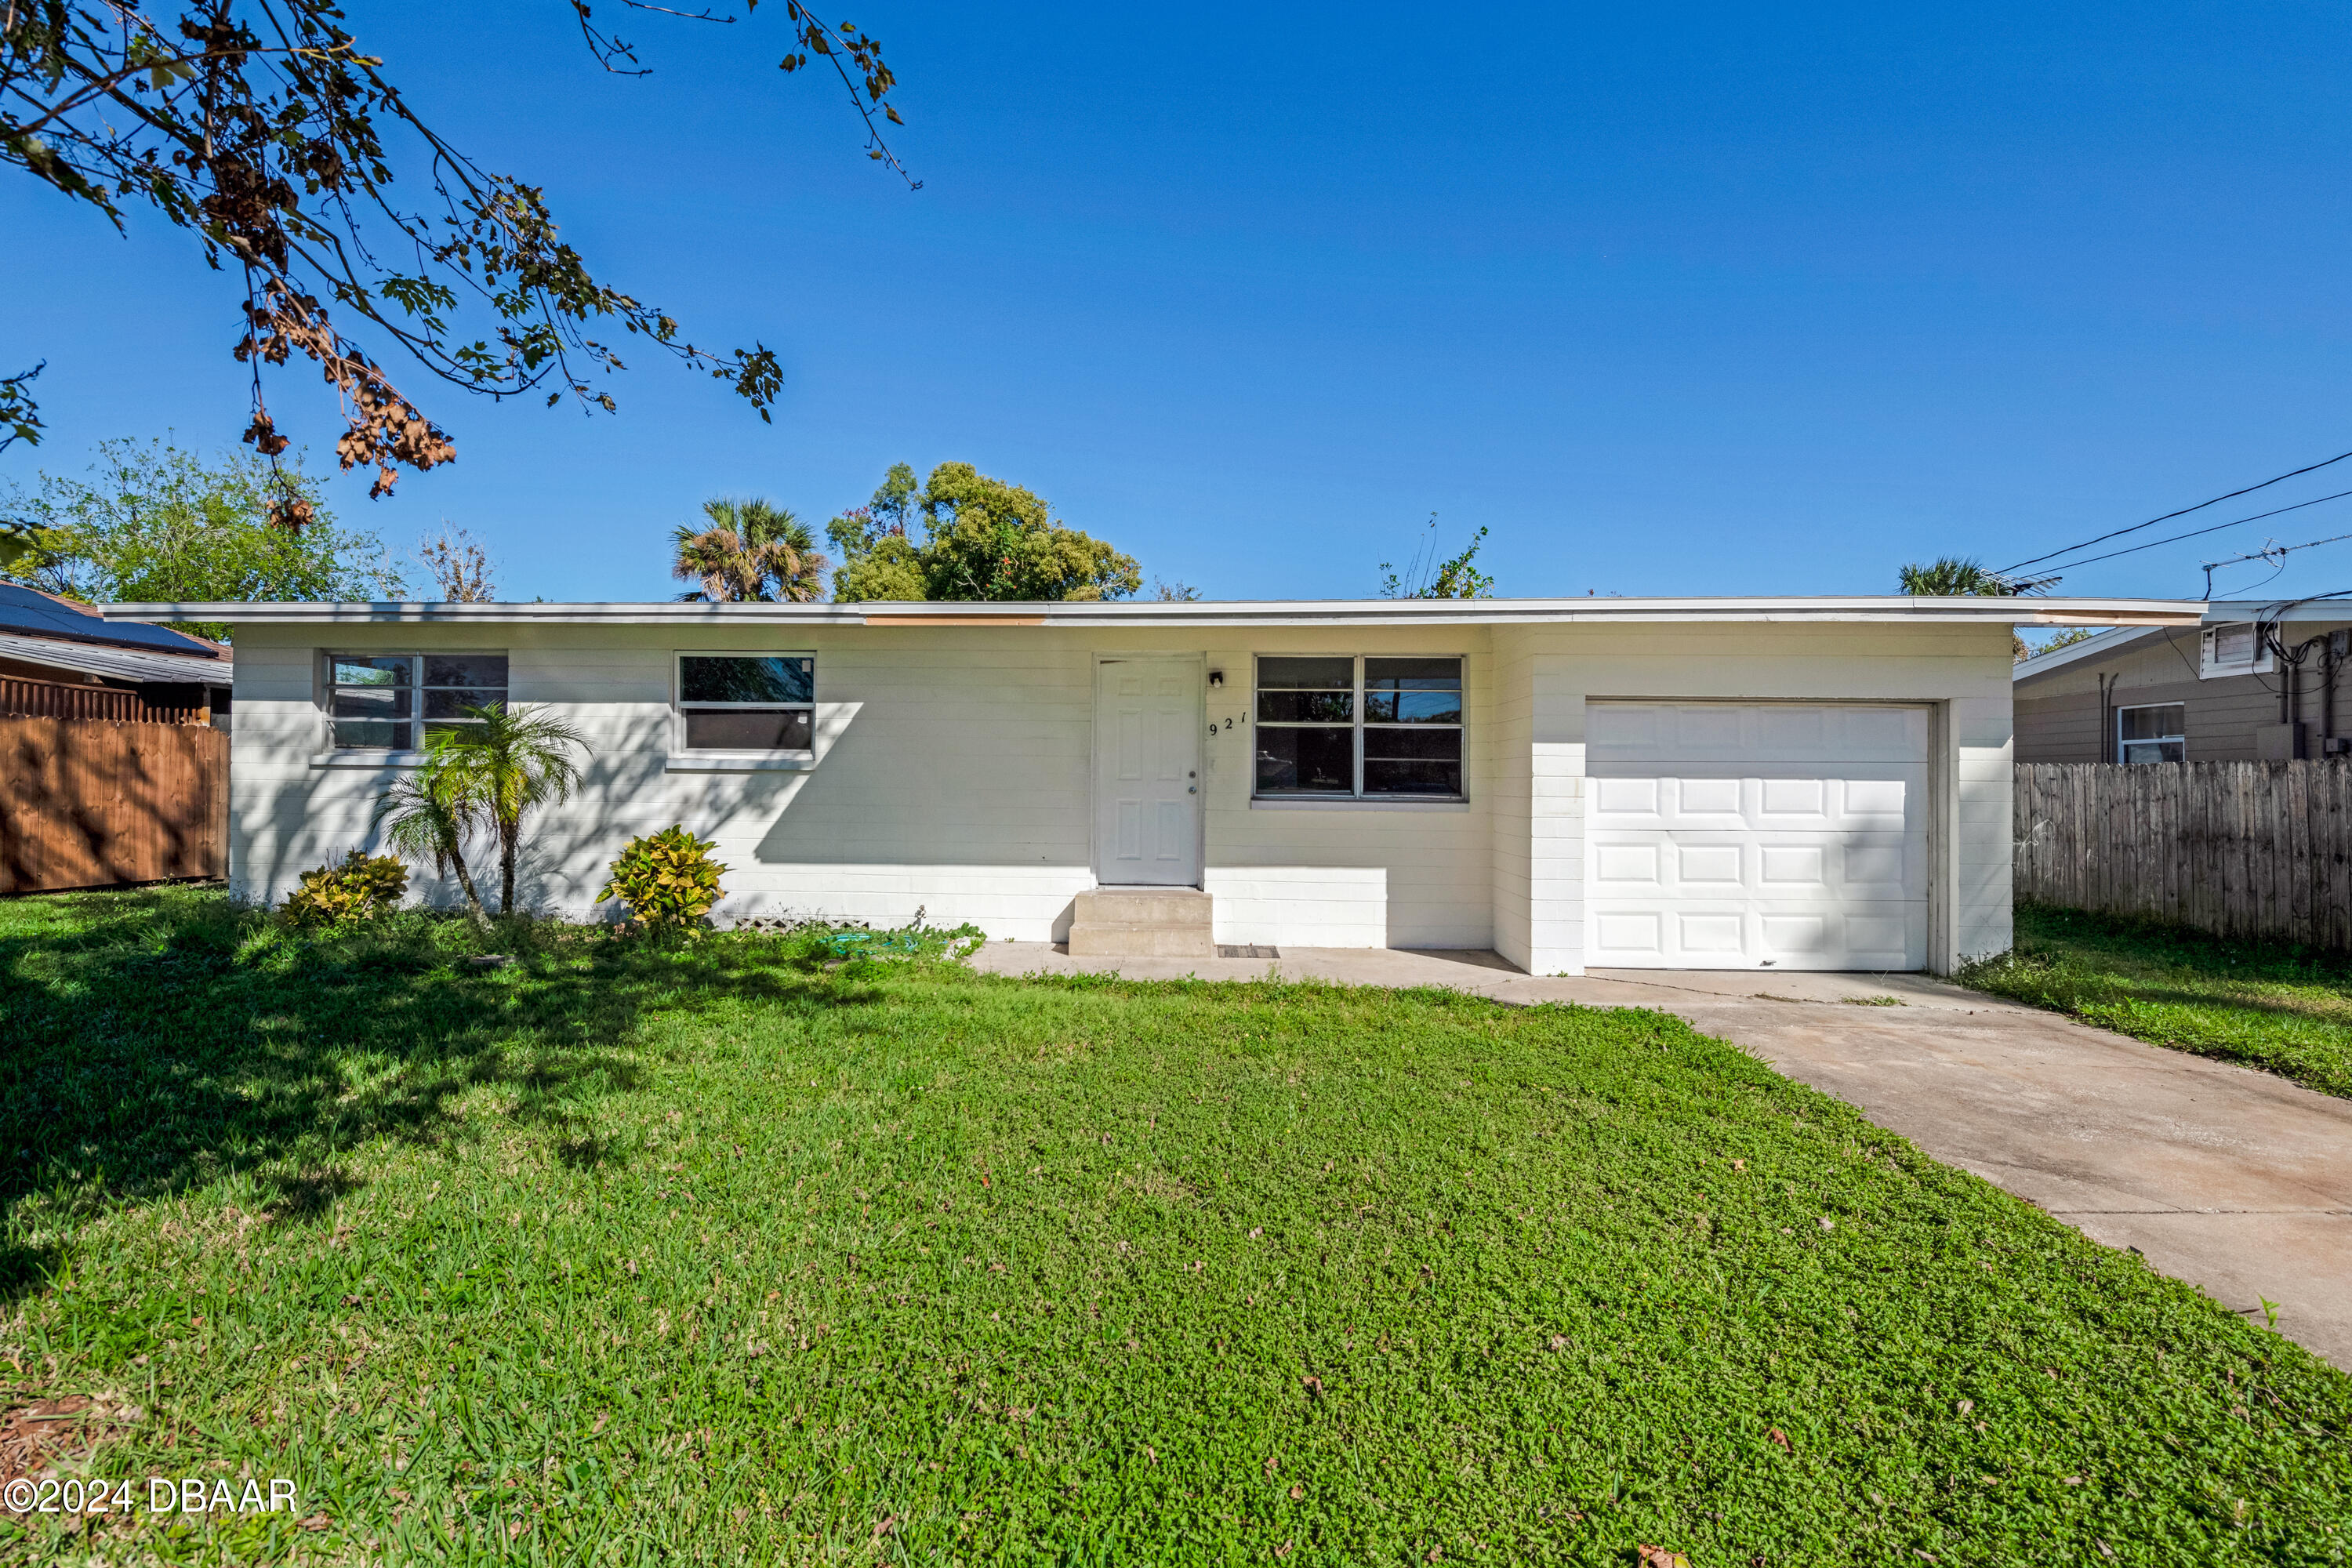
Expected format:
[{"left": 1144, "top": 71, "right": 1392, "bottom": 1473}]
[{"left": 1584, "top": 702, "right": 1929, "bottom": 971}]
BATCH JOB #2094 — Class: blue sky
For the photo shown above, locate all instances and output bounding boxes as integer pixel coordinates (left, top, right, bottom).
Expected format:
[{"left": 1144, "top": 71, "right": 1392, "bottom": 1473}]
[{"left": 6, "top": 1, "right": 2352, "bottom": 604}]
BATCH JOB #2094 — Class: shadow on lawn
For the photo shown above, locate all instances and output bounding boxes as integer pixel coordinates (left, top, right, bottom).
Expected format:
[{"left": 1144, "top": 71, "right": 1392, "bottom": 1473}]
[
  {"left": 2091, "top": 984, "right": 2352, "bottom": 1027},
  {"left": 0, "top": 888, "right": 869, "bottom": 1299},
  {"left": 2007, "top": 956, "right": 2352, "bottom": 1029}
]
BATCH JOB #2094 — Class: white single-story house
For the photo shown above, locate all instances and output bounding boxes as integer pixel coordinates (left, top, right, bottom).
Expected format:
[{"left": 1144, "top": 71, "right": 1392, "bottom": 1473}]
[{"left": 103, "top": 594, "right": 2200, "bottom": 974}]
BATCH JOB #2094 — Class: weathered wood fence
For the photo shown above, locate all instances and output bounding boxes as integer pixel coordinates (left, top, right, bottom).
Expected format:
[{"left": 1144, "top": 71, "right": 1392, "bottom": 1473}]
[
  {"left": 0, "top": 717, "right": 229, "bottom": 894},
  {"left": 2014, "top": 760, "right": 2352, "bottom": 950}
]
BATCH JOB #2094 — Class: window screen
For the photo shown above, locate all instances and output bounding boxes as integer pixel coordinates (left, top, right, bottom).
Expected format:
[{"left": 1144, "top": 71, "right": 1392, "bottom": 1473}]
[
  {"left": 1254, "top": 655, "right": 1463, "bottom": 798},
  {"left": 677, "top": 654, "right": 815, "bottom": 752},
  {"left": 328, "top": 654, "right": 508, "bottom": 750}
]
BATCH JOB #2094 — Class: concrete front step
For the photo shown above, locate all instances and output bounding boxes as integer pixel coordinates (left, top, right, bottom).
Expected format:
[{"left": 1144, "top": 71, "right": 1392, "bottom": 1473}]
[
  {"left": 1076, "top": 887, "right": 1210, "bottom": 925},
  {"left": 1067, "top": 886, "right": 1214, "bottom": 958}
]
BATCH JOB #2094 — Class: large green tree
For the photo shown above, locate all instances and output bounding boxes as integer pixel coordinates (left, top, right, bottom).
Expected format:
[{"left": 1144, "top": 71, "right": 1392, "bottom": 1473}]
[
  {"left": 2, "top": 436, "right": 405, "bottom": 636},
  {"left": 1, "top": 2, "right": 908, "bottom": 521},
  {"left": 827, "top": 463, "right": 1142, "bottom": 603}
]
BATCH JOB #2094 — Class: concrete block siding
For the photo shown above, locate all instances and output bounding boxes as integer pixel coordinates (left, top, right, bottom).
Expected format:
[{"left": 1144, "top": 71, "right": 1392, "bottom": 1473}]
[
  {"left": 222, "top": 612, "right": 2023, "bottom": 971},
  {"left": 230, "top": 626, "right": 1496, "bottom": 948}
]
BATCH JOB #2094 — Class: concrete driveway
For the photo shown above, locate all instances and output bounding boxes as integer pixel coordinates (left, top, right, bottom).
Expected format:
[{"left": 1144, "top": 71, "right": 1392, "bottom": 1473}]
[{"left": 970, "top": 943, "right": 2352, "bottom": 1373}]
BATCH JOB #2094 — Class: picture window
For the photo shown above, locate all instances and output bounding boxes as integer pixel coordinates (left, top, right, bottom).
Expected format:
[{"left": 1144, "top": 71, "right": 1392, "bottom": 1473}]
[
  {"left": 328, "top": 653, "right": 507, "bottom": 750},
  {"left": 1254, "top": 655, "right": 1463, "bottom": 798},
  {"left": 676, "top": 653, "right": 815, "bottom": 753}
]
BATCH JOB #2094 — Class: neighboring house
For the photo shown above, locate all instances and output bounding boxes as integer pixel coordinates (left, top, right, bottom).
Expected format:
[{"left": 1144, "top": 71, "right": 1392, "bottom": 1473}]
[
  {"left": 0, "top": 583, "right": 233, "bottom": 725},
  {"left": 106, "top": 594, "right": 2197, "bottom": 974},
  {"left": 2014, "top": 597, "right": 2352, "bottom": 764}
]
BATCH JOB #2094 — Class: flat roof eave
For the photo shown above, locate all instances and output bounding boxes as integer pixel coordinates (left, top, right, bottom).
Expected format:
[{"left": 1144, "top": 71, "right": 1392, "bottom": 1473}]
[{"left": 100, "top": 595, "right": 2209, "bottom": 630}]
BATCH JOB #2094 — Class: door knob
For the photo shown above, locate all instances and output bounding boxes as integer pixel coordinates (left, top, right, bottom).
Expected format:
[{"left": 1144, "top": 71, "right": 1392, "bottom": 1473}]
[{"left": 1188, "top": 785, "right": 1197, "bottom": 793}]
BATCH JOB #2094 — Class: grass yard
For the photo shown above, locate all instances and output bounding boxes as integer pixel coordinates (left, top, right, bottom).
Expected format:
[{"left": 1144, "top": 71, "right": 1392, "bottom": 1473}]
[
  {"left": 1961, "top": 902, "right": 2352, "bottom": 1099},
  {"left": 0, "top": 890, "right": 2347, "bottom": 1565}
]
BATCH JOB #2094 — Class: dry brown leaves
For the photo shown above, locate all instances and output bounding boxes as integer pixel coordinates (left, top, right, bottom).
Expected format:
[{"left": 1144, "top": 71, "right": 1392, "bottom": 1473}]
[
  {"left": 1636, "top": 1548, "right": 1691, "bottom": 1568},
  {"left": 1766, "top": 1427, "right": 1793, "bottom": 1450},
  {"left": 0, "top": 1394, "right": 132, "bottom": 1487},
  {"left": 236, "top": 278, "right": 454, "bottom": 514}
]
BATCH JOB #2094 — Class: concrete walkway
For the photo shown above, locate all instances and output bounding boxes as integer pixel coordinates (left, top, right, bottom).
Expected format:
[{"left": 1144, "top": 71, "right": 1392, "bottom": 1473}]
[{"left": 970, "top": 942, "right": 2352, "bottom": 1372}]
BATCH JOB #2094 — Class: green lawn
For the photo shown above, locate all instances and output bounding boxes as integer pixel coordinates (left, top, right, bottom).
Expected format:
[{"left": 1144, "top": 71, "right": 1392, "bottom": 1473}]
[
  {"left": 1961, "top": 903, "right": 2352, "bottom": 1099},
  {"left": 1, "top": 890, "right": 2347, "bottom": 1565}
]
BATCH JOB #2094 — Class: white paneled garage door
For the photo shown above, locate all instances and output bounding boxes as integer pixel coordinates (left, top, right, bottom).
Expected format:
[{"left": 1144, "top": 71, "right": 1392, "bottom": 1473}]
[{"left": 1585, "top": 702, "right": 1929, "bottom": 971}]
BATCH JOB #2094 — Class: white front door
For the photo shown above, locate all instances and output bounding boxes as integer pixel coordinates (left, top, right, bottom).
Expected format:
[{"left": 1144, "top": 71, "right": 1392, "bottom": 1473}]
[
  {"left": 1584, "top": 701, "right": 1930, "bottom": 970},
  {"left": 1093, "top": 659, "right": 1202, "bottom": 887}
]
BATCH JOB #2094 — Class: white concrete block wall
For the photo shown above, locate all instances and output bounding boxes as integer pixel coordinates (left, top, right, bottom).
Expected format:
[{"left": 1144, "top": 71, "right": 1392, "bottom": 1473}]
[
  {"left": 1528, "top": 666, "right": 1587, "bottom": 976},
  {"left": 224, "top": 617, "right": 2012, "bottom": 967},
  {"left": 227, "top": 624, "right": 1496, "bottom": 949},
  {"left": 230, "top": 626, "right": 1104, "bottom": 938},
  {"left": 1486, "top": 633, "right": 1534, "bottom": 972},
  {"left": 1952, "top": 692, "right": 2015, "bottom": 962},
  {"left": 1517, "top": 622, "right": 2016, "bottom": 976},
  {"left": 1199, "top": 640, "right": 1492, "bottom": 949}
]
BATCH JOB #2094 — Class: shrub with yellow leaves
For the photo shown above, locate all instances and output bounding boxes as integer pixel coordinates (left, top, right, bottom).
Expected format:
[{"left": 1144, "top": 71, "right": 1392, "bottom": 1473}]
[
  {"left": 281, "top": 849, "right": 409, "bottom": 929},
  {"left": 596, "top": 826, "right": 728, "bottom": 931}
]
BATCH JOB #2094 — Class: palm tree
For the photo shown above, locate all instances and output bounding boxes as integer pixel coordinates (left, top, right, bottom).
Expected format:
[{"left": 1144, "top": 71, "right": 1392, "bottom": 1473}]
[
  {"left": 672, "top": 497, "right": 829, "bottom": 603},
  {"left": 372, "top": 768, "right": 492, "bottom": 924},
  {"left": 1896, "top": 556, "right": 2049, "bottom": 596},
  {"left": 374, "top": 704, "right": 589, "bottom": 917},
  {"left": 1898, "top": 555, "right": 2056, "bottom": 660}
]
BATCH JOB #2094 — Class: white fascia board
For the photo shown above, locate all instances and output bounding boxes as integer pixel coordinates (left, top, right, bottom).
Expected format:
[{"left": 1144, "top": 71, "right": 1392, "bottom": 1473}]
[
  {"left": 2203, "top": 597, "right": 2352, "bottom": 625},
  {"left": 101, "top": 595, "right": 2208, "bottom": 630}
]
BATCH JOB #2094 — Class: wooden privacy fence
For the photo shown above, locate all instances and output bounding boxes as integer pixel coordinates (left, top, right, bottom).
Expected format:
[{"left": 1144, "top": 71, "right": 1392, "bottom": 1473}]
[
  {"left": 0, "top": 716, "right": 228, "bottom": 894},
  {"left": 0, "top": 676, "right": 210, "bottom": 724},
  {"left": 2014, "top": 760, "right": 2352, "bottom": 950}
]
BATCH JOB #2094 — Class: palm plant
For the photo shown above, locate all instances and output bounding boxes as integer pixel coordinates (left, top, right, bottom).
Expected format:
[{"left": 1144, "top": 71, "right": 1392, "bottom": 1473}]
[
  {"left": 373, "top": 704, "right": 589, "bottom": 918},
  {"left": 1896, "top": 556, "right": 2056, "bottom": 596},
  {"left": 672, "top": 497, "right": 829, "bottom": 603},
  {"left": 443, "top": 704, "right": 590, "bottom": 915},
  {"left": 1897, "top": 555, "right": 2059, "bottom": 661},
  {"left": 372, "top": 768, "right": 492, "bottom": 924}
]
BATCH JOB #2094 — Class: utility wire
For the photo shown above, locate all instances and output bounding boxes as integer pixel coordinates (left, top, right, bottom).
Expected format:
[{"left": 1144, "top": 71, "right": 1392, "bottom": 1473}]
[
  {"left": 2024, "top": 486, "right": 2352, "bottom": 573},
  {"left": 2000, "top": 445, "right": 2352, "bottom": 573}
]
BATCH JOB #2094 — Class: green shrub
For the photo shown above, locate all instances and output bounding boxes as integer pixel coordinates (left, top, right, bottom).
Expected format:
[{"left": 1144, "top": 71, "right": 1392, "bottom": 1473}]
[
  {"left": 597, "top": 826, "right": 728, "bottom": 929},
  {"left": 280, "top": 849, "right": 409, "bottom": 929}
]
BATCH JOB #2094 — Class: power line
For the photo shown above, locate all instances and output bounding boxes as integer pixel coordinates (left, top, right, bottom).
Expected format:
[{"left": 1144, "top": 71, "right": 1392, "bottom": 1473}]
[
  {"left": 2000, "top": 444, "right": 2352, "bottom": 574},
  {"left": 2023, "top": 485, "right": 2352, "bottom": 574}
]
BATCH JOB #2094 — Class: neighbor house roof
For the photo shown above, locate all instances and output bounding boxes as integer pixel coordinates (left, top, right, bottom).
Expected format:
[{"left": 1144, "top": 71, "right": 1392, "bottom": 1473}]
[
  {"left": 0, "top": 631, "right": 235, "bottom": 685},
  {"left": 2, "top": 583, "right": 228, "bottom": 656},
  {"left": 0, "top": 583, "right": 230, "bottom": 684},
  {"left": 102, "top": 595, "right": 2207, "bottom": 630},
  {"left": 2013, "top": 594, "right": 2352, "bottom": 684}
]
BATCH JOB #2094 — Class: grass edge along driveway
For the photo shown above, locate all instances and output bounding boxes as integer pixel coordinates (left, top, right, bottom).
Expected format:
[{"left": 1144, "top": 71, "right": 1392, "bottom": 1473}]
[
  {"left": 0, "top": 887, "right": 2347, "bottom": 1564},
  {"left": 1962, "top": 902, "right": 2352, "bottom": 1099}
]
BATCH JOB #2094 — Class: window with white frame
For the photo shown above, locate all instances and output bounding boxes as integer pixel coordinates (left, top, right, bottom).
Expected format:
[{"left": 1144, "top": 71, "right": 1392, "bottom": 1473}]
[
  {"left": 2117, "top": 702, "right": 2186, "bottom": 764},
  {"left": 1254, "top": 655, "right": 1464, "bottom": 797},
  {"left": 328, "top": 653, "right": 508, "bottom": 750},
  {"left": 2200, "top": 622, "right": 2274, "bottom": 678},
  {"left": 675, "top": 653, "right": 815, "bottom": 753}
]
